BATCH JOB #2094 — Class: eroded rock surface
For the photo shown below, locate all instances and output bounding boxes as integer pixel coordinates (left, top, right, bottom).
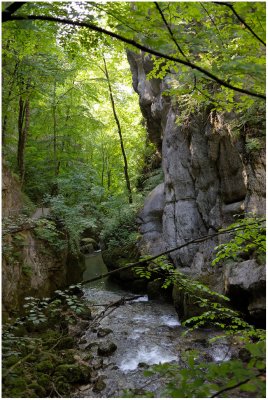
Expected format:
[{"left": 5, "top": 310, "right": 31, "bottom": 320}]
[
  {"left": 2, "top": 163, "right": 83, "bottom": 316},
  {"left": 127, "top": 51, "right": 265, "bottom": 323}
]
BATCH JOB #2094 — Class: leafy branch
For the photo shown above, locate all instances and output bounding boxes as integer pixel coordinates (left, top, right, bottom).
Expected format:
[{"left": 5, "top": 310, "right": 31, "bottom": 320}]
[
  {"left": 3, "top": 13, "right": 265, "bottom": 100},
  {"left": 210, "top": 372, "right": 264, "bottom": 398},
  {"left": 214, "top": 2, "right": 266, "bottom": 47},
  {"left": 154, "top": 2, "right": 188, "bottom": 60}
]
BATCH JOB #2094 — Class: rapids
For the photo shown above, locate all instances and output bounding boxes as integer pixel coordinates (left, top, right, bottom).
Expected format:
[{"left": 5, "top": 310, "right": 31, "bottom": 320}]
[{"left": 75, "top": 253, "right": 232, "bottom": 397}]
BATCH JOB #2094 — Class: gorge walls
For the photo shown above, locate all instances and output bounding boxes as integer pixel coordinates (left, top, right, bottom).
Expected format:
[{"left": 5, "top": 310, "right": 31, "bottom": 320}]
[
  {"left": 127, "top": 51, "right": 266, "bottom": 324},
  {"left": 2, "top": 163, "right": 82, "bottom": 317}
]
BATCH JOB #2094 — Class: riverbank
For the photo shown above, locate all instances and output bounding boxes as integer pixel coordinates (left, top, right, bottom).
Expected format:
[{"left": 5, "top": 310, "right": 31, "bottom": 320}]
[{"left": 3, "top": 253, "right": 265, "bottom": 398}]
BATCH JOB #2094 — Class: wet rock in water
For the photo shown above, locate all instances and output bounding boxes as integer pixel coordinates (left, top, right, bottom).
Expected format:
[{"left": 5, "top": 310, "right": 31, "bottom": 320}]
[
  {"left": 138, "top": 362, "right": 149, "bottom": 368},
  {"left": 85, "top": 341, "right": 98, "bottom": 350},
  {"left": 79, "top": 321, "right": 90, "bottom": 330},
  {"left": 90, "top": 370, "right": 99, "bottom": 382},
  {"left": 93, "top": 376, "right": 106, "bottom": 392},
  {"left": 97, "top": 328, "right": 113, "bottom": 338},
  {"left": 67, "top": 285, "right": 84, "bottom": 297},
  {"left": 79, "top": 338, "right": 87, "bottom": 345},
  {"left": 91, "top": 359, "right": 103, "bottom": 370},
  {"left": 97, "top": 342, "right": 117, "bottom": 356}
]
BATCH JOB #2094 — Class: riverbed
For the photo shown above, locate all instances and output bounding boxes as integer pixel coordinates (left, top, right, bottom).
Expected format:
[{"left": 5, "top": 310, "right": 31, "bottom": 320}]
[{"left": 74, "top": 253, "right": 233, "bottom": 397}]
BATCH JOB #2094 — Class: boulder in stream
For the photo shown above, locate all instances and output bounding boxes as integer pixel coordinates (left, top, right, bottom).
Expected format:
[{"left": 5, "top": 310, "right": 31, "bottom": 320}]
[
  {"left": 93, "top": 376, "right": 106, "bottom": 392},
  {"left": 97, "top": 342, "right": 117, "bottom": 356},
  {"left": 97, "top": 328, "right": 113, "bottom": 338}
]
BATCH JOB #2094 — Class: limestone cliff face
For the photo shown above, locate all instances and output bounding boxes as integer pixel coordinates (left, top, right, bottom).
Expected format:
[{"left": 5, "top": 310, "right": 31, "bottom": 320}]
[
  {"left": 2, "top": 163, "right": 82, "bottom": 317},
  {"left": 128, "top": 51, "right": 265, "bottom": 323}
]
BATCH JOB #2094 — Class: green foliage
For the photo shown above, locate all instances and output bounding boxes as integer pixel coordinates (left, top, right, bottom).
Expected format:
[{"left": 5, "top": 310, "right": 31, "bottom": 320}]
[
  {"left": 139, "top": 168, "right": 164, "bottom": 195},
  {"left": 212, "top": 215, "right": 266, "bottom": 266},
  {"left": 132, "top": 340, "right": 265, "bottom": 398},
  {"left": 139, "top": 2, "right": 265, "bottom": 116},
  {"left": 2, "top": 284, "right": 92, "bottom": 397},
  {"left": 101, "top": 201, "right": 140, "bottom": 253},
  {"left": 22, "top": 263, "right": 32, "bottom": 277},
  {"left": 133, "top": 255, "right": 261, "bottom": 335},
  {"left": 43, "top": 168, "right": 105, "bottom": 255},
  {"left": 34, "top": 218, "right": 66, "bottom": 251},
  {"left": 245, "top": 137, "right": 263, "bottom": 153}
]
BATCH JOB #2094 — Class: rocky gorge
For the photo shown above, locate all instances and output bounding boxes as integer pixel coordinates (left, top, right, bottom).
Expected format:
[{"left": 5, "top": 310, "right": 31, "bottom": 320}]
[{"left": 126, "top": 51, "right": 266, "bottom": 327}]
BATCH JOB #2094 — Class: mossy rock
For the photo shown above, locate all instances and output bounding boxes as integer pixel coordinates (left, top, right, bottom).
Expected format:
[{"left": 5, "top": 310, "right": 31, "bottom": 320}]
[
  {"left": 53, "top": 377, "right": 71, "bottom": 395},
  {"left": 36, "top": 359, "right": 55, "bottom": 374},
  {"left": 59, "top": 350, "right": 76, "bottom": 364},
  {"left": 102, "top": 248, "right": 137, "bottom": 271},
  {"left": 55, "top": 335, "right": 75, "bottom": 350},
  {"left": 28, "top": 382, "right": 47, "bottom": 397},
  {"left": 97, "top": 341, "right": 117, "bottom": 356},
  {"left": 93, "top": 376, "right": 106, "bottom": 392},
  {"left": 39, "top": 351, "right": 61, "bottom": 364},
  {"left": 83, "top": 353, "right": 93, "bottom": 362},
  {"left": 4, "top": 354, "right": 21, "bottom": 368},
  {"left": 55, "top": 363, "right": 91, "bottom": 383},
  {"left": 37, "top": 373, "right": 51, "bottom": 388}
]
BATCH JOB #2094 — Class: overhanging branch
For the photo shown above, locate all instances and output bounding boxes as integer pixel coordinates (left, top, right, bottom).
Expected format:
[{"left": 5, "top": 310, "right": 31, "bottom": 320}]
[
  {"left": 80, "top": 219, "right": 265, "bottom": 285},
  {"left": 154, "top": 2, "right": 188, "bottom": 60},
  {"left": 3, "top": 14, "right": 266, "bottom": 100},
  {"left": 214, "top": 2, "right": 266, "bottom": 47}
]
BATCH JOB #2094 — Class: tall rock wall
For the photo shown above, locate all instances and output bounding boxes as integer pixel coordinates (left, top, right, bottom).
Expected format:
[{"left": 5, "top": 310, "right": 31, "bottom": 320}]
[{"left": 128, "top": 51, "right": 265, "bottom": 324}]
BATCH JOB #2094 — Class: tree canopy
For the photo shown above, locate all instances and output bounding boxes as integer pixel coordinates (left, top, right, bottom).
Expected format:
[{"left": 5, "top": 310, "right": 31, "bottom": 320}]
[{"left": 2, "top": 1, "right": 266, "bottom": 245}]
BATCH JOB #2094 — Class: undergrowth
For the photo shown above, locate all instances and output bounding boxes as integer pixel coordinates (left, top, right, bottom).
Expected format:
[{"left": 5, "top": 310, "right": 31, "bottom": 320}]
[{"left": 2, "top": 285, "right": 92, "bottom": 398}]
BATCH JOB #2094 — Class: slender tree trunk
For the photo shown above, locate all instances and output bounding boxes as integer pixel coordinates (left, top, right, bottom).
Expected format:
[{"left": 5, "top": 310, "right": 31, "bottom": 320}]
[
  {"left": 52, "top": 81, "right": 58, "bottom": 177},
  {"left": 101, "top": 143, "right": 105, "bottom": 187},
  {"left": 17, "top": 95, "right": 30, "bottom": 184},
  {"left": 102, "top": 56, "right": 132, "bottom": 204},
  {"left": 3, "top": 61, "right": 20, "bottom": 147},
  {"left": 51, "top": 81, "right": 59, "bottom": 196}
]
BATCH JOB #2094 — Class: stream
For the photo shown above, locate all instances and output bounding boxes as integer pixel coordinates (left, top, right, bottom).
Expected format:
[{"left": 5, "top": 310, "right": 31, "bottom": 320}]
[{"left": 75, "top": 253, "right": 233, "bottom": 397}]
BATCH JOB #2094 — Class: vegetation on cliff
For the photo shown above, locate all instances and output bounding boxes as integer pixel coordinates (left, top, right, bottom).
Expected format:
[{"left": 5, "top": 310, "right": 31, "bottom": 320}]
[{"left": 2, "top": 1, "right": 266, "bottom": 398}]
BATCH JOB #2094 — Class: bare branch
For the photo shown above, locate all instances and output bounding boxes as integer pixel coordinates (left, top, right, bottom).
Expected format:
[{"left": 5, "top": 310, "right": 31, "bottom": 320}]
[{"left": 3, "top": 14, "right": 265, "bottom": 100}]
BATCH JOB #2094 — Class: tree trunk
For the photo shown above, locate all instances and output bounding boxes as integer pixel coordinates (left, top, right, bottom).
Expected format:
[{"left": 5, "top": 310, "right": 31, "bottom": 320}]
[
  {"left": 102, "top": 56, "right": 133, "bottom": 204},
  {"left": 3, "top": 61, "right": 20, "bottom": 147},
  {"left": 17, "top": 94, "right": 30, "bottom": 185}
]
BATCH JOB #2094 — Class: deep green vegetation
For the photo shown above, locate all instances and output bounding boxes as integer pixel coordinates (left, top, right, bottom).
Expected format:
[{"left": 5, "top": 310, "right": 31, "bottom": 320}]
[
  {"left": 2, "top": 285, "right": 93, "bottom": 398},
  {"left": 2, "top": 1, "right": 266, "bottom": 399}
]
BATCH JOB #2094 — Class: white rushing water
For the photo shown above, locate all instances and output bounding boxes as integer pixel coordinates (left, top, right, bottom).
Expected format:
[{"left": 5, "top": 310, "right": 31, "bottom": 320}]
[
  {"left": 76, "top": 253, "right": 234, "bottom": 397},
  {"left": 120, "top": 345, "right": 178, "bottom": 372}
]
